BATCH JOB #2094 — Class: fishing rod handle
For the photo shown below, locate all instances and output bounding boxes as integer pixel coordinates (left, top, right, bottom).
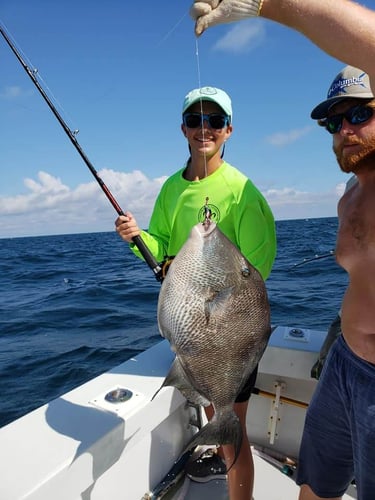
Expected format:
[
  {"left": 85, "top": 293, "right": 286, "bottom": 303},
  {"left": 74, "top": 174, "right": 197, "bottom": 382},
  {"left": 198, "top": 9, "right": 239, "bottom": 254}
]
[{"left": 132, "top": 235, "right": 163, "bottom": 281}]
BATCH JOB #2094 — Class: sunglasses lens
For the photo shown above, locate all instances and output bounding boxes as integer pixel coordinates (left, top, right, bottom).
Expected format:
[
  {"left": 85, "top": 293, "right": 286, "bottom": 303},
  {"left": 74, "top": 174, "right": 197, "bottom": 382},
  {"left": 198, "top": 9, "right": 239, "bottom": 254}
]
[
  {"left": 208, "top": 115, "right": 227, "bottom": 129},
  {"left": 326, "top": 116, "right": 342, "bottom": 134},
  {"left": 184, "top": 114, "right": 201, "bottom": 128},
  {"left": 325, "top": 105, "right": 373, "bottom": 134},
  {"left": 183, "top": 113, "right": 229, "bottom": 129},
  {"left": 351, "top": 105, "right": 373, "bottom": 124}
]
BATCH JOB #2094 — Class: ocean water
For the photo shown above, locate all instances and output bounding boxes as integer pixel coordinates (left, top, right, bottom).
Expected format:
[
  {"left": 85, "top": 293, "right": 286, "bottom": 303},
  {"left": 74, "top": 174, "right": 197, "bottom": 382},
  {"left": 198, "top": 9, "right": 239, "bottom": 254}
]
[{"left": 0, "top": 217, "right": 347, "bottom": 428}]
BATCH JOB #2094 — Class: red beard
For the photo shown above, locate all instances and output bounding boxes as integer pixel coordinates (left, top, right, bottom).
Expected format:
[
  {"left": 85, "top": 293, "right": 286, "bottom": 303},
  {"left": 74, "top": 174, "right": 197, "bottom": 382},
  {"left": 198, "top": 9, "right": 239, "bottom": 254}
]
[{"left": 333, "top": 136, "right": 375, "bottom": 174}]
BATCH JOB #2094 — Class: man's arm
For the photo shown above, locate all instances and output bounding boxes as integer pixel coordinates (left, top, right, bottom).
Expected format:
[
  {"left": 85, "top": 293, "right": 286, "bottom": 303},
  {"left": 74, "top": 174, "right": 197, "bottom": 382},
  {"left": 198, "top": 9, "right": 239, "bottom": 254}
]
[
  {"left": 262, "top": 0, "right": 375, "bottom": 86},
  {"left": 192, "top": 0, "right": 375, "bottom": 87}
]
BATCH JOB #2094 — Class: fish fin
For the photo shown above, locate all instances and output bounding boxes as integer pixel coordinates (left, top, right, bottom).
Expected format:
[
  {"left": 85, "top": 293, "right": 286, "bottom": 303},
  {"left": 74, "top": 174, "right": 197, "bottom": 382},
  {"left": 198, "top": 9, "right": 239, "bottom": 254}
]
[
  {"left": 151, "top": 357, "right": 182, "bottom": 401},
  {"left": 151, "top": 357, "right": 210, "bottom": 406},
  {"left": 182, "top": 409, "right": 242, "bottom": 469}
]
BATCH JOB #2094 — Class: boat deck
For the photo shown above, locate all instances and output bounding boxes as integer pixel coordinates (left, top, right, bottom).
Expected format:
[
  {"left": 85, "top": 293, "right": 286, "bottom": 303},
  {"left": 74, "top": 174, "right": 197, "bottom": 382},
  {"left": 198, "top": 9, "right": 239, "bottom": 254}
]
[{"left": 172, "top": 453, "right": 358, "bottom": 500}]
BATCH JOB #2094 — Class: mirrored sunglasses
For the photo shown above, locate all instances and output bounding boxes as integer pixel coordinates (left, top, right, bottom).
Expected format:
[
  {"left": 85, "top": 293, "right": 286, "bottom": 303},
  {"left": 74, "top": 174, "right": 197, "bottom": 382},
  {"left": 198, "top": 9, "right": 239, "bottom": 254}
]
[
  {"left": 319, "top": 104, "right": 374, "bottom": 134},
  {"left": 183, "top": 113, "right": 230, "bottom": 130}
]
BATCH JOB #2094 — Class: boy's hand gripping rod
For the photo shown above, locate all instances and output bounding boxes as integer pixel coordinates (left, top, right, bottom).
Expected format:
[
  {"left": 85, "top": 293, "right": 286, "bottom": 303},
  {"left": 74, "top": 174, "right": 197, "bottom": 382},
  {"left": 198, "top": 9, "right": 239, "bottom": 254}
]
[{"left": 0, "top": 24, "right": 163, "bottom": 281}]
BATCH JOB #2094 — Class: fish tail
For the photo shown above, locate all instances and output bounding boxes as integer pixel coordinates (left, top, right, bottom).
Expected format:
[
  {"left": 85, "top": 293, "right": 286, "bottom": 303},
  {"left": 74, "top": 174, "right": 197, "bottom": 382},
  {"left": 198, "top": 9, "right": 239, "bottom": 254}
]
[{"left": 183, "top": 410, "right": 243, "bottom": 468}]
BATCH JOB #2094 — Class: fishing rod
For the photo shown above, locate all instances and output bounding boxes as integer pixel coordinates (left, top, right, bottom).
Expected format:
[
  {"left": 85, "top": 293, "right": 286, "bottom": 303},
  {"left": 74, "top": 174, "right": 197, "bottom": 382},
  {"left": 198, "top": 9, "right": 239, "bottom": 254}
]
[
  {"left": 0, "top": 23, "right": 163, "bottom": 282},
  {"left": 290, "top": 250, "right": 335, "bottom": 270}
]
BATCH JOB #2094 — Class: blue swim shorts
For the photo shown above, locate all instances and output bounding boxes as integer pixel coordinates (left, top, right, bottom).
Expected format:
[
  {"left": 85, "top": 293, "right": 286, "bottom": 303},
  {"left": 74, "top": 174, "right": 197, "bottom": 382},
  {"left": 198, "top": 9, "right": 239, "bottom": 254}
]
[{"left": 297, "top": 334, "right": 375, "bottom": 499}]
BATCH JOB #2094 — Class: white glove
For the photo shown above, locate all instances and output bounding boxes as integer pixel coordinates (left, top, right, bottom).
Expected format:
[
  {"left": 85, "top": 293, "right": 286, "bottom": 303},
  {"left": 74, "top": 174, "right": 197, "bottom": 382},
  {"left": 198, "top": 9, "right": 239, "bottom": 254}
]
[{"left": 191, "top": 0, "right": 263, "bottom": 36}]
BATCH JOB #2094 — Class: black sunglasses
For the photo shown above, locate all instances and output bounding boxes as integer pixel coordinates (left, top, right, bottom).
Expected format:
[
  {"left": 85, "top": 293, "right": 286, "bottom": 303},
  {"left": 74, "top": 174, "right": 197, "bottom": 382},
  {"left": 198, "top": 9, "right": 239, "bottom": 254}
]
[
  {"left": 319, "top": 104, "right": 374, "bottom": 134},
  {"left": 183, "top": 113, "right": 230, "bottom": 130}
]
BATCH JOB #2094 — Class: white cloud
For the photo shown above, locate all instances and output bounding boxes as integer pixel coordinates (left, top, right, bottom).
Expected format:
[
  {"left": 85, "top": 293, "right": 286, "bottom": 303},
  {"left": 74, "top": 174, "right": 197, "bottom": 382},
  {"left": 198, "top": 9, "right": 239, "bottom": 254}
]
[
  {"left": 0, "top": 169, "right": 343, "bottom": 237},
  {"left": 0, "top": 169, "right": 167, "bottom": 238},
  {"left": 265, "top": 126, "right": 314, "bottom": 147},
  {"left": 0, "top": 86, "right": 33, "bottom": 99},
  {"left": 263, "top": 185, "right": 340, "bottom": 220},
  {"left": 213, "top": 20, "right": 265, "bottom": 53},
  {"left": 24, "top": 171, "right": 70, "bottom": 195}
]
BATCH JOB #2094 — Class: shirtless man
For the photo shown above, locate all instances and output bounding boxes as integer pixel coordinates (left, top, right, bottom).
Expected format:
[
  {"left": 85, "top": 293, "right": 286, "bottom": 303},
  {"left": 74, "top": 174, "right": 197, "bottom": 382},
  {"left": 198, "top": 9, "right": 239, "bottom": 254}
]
[
  {"left": 190, "top": 1, "right": 375, "bottom": 499},
  {"left": 297, "top": 65, "right": 375, "bottom": 500}
]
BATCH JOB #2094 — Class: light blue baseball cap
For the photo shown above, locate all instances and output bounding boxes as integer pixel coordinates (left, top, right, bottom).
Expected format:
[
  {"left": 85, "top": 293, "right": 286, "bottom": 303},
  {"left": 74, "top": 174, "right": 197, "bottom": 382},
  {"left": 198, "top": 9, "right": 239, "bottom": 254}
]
[{"left": 182, "top": 86, "right": 232, "bottom": 121}]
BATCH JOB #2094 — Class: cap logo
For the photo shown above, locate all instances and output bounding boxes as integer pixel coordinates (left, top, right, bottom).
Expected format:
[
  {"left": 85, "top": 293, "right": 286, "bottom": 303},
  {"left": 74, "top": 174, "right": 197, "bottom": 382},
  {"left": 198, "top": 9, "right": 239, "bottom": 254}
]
[
  {"left": 199, "top": 87, "right": 218, "bottom": 96},
  {"left": 327, "top": 72, "right": 367, "bottom": 98}
]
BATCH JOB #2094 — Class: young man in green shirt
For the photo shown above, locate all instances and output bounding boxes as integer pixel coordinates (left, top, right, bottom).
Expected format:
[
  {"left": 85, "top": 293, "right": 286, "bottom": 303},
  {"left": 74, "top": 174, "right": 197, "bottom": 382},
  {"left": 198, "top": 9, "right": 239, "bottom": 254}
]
[{"left": 116, "top": 86, "right": 276, "bottom": 500}]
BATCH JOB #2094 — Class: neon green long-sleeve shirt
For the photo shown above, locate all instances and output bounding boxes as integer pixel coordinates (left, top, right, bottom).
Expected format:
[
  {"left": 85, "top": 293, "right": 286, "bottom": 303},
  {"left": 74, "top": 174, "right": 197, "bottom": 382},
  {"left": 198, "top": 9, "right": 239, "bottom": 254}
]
[{"left": 131, "top": 162, "right": 276, "bottom": 280}]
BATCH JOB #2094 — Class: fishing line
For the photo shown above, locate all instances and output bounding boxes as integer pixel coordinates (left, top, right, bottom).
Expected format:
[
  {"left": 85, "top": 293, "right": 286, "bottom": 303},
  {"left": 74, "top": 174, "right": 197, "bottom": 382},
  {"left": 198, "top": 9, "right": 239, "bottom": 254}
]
[
  {"left": 156, "top": 13, "right": 209, "bottom": 180},
  {"left": 1, "top": 21, "right": 79, "bottom": 135},
  {"left": 156, "top": 11, "right": 188, "bottom": 47},
  {"left": 195, "top": 38, "right": 203, "bottom": 103},
  {"left": 0, "top": 21, "right": 163, "bottom": 281},
  {"left": 195, "top": 38, "right": 208, "bottom": 179}
]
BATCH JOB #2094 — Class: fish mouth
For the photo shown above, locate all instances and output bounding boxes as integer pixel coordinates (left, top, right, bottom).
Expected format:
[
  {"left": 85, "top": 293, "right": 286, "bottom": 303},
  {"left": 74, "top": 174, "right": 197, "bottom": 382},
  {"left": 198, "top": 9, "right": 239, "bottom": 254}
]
[{"left": 192, "top": 219, "right": 217, "bottom": 238}]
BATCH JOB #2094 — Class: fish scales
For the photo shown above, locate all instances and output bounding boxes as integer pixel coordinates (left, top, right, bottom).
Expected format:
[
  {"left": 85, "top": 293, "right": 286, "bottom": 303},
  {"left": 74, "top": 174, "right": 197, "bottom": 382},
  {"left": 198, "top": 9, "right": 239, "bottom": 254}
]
[{"left": 156, "top": 221, "right": 271, "bottom": 465}]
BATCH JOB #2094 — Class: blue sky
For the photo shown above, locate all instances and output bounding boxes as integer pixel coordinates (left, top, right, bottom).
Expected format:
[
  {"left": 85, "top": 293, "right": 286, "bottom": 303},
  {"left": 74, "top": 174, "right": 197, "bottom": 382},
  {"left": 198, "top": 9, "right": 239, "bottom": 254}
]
[{"left": 1, "top": 0, "right": 370, "bottom": 238}]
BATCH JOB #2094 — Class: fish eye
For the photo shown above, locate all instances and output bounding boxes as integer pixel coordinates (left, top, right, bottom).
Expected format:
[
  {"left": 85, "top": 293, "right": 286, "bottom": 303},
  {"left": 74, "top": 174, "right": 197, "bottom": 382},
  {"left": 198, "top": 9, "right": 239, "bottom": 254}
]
[{"left": 241, "top": 267, "right": 251, "bottom": 277}]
